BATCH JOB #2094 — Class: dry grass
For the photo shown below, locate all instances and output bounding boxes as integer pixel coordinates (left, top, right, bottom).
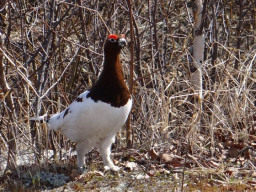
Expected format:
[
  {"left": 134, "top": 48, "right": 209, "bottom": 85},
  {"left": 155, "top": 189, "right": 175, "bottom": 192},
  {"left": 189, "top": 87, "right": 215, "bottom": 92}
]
[{"left": 0, "top": 0, "right": 256, "bottom": 191}]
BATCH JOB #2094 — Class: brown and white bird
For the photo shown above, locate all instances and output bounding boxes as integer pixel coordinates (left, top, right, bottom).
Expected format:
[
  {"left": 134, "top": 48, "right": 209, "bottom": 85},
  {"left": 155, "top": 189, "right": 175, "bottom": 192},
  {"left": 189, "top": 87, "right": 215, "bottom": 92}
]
[{"left": 45, "top": 34, "right": 132, "bottom": 171}]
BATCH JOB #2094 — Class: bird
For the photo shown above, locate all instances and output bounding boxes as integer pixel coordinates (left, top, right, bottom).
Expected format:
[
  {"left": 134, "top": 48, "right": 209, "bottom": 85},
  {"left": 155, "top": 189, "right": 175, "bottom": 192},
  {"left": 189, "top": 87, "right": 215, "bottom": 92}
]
[{"left": 45, "top": 34, "right": 132, "bottom": 171}]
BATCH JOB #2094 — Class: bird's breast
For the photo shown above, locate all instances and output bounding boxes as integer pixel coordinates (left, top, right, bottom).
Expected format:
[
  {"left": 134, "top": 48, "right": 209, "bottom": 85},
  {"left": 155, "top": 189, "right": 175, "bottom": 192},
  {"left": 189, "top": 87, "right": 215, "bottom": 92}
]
[{"left": 59, "top": 95, "right": 132, "bottom": 144}]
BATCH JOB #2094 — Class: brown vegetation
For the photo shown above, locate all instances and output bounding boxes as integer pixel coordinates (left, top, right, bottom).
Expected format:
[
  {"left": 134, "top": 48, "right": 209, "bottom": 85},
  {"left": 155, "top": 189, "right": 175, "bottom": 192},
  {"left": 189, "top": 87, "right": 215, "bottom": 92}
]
[{"left": 0, "top": 0, "right": 256, "bottom": 191}]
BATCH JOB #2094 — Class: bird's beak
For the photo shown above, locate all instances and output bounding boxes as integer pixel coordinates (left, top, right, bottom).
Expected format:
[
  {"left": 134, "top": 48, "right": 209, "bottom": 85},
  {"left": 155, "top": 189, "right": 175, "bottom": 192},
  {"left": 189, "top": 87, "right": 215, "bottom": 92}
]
[{"left": 118, "top": 38, "right": 127, "bottom": 48}]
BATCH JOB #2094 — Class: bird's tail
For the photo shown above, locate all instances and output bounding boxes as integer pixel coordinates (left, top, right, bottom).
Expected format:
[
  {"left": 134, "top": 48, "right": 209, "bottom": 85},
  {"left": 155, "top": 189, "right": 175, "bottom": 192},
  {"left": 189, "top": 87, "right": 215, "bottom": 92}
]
[
  {"left": 46, "top": 113, "right": 63, "bottom": 131},
  {"left": 30, "top": 113, "right": 62, "bottom": 131},
  {"left": 29, "top": 113, "right": 48, "bottom": 121}
]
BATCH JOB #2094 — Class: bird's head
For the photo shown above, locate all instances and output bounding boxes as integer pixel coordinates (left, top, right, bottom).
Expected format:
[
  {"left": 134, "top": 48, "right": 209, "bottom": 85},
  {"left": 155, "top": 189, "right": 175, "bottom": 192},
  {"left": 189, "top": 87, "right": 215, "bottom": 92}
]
[{"left": 104, "top": 34, "right": 127, "bottom": 55}]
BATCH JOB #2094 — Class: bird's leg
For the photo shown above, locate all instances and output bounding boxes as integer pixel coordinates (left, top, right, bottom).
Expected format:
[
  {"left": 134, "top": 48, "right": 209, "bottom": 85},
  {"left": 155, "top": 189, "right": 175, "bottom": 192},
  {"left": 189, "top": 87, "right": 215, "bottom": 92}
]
[
  {"left": 76, "top": 142, "right": 91, "bottom": 172},
  {"left": 99, "top": 136, "right": 120, "bottom": 171}
]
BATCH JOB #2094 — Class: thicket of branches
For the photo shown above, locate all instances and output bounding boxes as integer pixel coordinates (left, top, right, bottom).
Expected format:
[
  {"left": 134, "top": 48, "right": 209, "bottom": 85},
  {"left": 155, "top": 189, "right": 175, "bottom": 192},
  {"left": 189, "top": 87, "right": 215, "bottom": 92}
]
[{"left": 0, "top": 0, "right": 255, "bottom": 174}]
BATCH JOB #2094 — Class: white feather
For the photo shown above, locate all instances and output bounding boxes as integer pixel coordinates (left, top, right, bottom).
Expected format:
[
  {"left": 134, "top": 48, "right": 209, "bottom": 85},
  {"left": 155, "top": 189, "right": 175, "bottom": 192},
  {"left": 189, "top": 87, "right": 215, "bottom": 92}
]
[
  {"left": 48, "top": 90, "right": 132, "bottom": 143},
  {"left": 47, "top": 90, "right": 132, "bottom": 171}
]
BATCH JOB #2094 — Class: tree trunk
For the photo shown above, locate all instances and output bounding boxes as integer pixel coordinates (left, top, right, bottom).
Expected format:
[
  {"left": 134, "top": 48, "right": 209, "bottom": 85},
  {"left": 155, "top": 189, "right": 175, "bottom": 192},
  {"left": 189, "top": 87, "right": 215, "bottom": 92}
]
[
  {"left": 126, "top": 0, "right": 134, "bottom": 148},
  {"left": 190, "top": 0, "right": 205, "bottom": 102}
]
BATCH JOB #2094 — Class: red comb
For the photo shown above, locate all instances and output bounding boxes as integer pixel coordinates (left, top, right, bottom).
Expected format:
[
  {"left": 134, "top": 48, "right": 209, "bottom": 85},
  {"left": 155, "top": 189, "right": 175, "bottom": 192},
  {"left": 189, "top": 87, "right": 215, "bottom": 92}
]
[{"left": 108, "top": 34, "right": 118, "bottom": 40}]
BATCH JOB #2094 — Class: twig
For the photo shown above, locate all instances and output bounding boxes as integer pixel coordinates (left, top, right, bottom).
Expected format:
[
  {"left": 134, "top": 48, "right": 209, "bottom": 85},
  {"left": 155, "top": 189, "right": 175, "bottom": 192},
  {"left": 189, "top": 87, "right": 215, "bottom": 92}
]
[
  {"left": 126, "top": 0, "right": 134, "bottom": 148},
  {"left": 39, "top": 47, "right": 80, "bottom": 100},
  {"left": 181, "top": 144, "right": 188, "bottom": 192}
]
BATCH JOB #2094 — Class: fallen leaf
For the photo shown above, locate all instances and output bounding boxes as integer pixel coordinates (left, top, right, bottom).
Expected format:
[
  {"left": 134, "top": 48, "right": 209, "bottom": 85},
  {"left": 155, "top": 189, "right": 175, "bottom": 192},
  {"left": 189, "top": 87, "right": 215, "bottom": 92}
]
[
  {"left": 91, "top": 171, "right": 104, "bottom": 177},
  {"left": 247, "top": 180, "right": 256, "bottom": 186},
  {"left": 224, "top": 167, "right": 239, "bottom": 176},
  {"left": 161, "top": 153, "right": 174, "bottom": 163},
  {"left": 147, "top": 169, "right": 156, "bottom": 177},
  {"left": 147, "top": 148, "right": 159, "bottom": 160},
  {"left": 251, "top": 172, "right": 256, "bottom": 178},
  {"left": 209, "top": 160, "right": 220, "bottom": 168}
]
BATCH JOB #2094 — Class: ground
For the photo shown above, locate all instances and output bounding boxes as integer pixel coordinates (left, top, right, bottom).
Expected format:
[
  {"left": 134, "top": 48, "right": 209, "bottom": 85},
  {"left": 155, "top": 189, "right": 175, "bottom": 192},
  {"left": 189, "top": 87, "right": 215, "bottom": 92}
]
[{"left": 1, "top": 148, "right": 256, "bottom": 191}]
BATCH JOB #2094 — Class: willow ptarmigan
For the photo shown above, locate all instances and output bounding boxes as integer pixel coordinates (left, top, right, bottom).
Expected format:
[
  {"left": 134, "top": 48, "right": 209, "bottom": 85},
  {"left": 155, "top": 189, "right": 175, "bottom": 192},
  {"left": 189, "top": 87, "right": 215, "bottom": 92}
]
[{"left": 47, "top": 34, "right": 132, "bottom": 171}]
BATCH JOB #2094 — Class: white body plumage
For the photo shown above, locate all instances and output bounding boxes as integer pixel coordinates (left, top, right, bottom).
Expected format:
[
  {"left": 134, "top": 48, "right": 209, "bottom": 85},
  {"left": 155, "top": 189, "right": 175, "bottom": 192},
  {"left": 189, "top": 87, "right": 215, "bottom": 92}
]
[{"left": 48, "top": 91, "right": 132, "bottom": 145}]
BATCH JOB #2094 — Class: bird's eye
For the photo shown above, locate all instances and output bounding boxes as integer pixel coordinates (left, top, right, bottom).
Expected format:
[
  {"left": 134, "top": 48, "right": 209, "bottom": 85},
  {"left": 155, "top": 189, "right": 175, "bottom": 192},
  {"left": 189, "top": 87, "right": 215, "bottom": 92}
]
[{"left": 109, "top": 38, "right": 117, "bottom": 43}]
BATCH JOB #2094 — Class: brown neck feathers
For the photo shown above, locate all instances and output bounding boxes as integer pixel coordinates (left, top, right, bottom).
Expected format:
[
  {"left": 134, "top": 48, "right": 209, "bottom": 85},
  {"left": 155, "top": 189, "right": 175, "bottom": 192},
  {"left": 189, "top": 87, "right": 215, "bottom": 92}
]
[{"left": 87, "top": 50, "right": 130, "bottom": 107}]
